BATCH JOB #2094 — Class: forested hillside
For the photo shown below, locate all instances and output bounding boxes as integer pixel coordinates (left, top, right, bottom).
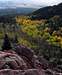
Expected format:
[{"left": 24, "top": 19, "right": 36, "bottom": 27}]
[{"left": 32, "top": 3, "right": 62, "bottom": 19}]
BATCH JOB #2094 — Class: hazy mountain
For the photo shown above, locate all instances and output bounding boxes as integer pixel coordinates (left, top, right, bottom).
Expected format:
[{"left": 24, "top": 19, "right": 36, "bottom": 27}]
[
  {"left": 0, "top": 7, "right": 36, "bottom": 16},
  {"left": 32, "top": 3, "right": 62, "bottom": 19},
  {"left": 0, "top": 1, "right": 37, "bottom": 16}
]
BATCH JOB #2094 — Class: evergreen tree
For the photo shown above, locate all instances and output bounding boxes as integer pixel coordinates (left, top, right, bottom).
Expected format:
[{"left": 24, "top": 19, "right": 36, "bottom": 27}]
[
  {"left": 14, "top": 35, "right": 18, "bottom": 44},
  {"left": 2, "top": 34, "right": 12, "bottom": 50}
]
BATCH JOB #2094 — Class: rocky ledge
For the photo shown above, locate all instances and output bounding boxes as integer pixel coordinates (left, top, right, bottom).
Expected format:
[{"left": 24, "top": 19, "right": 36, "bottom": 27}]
[{"left": 0, "top": 45, "right": 61, "bottom": 75}]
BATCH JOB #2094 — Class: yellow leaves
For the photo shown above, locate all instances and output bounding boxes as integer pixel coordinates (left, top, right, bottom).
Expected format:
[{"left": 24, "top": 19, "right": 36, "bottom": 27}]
[
  {"left": 52, "top": 31, "right": 57, "bottom": 36},
  {"left": 44, "top": 27, "right": 50, "bottom": 32},
  {"left": 57, "top": 36, "right": 62, "bottom": 42},
  {"left": 16, "top": 16, "right": 47, "bottom": 26},
  {"left": 18, "top": 38, "right": 32, "bottom": 48},
  {"left": 16, "top": 16, "right": 62, "bottom": 48}
]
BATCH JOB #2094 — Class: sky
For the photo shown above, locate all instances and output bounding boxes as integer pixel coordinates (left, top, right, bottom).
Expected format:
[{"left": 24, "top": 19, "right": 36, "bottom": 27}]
[{"left": 0, "top": 0, "right": 62, "bottom": 8}]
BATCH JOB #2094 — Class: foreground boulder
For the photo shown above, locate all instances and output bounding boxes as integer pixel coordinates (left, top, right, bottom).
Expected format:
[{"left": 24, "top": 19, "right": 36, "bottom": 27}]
[
  {"left": 0, "top": 45, "right": 61, "bottom": 75},
  {"left": 0, "top": 49, "right": 45, "bottom": 75},
  {"left": 0, "top": 50, "right": 27, "bottom": 70}
]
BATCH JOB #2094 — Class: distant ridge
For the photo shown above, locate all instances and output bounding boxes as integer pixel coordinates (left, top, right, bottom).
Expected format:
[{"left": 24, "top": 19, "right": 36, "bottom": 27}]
[
  {"left": 0, "top": 7, "right": 36, "bottom": 16},
  {"left": 32, "top": 3, "right": 62, "bottom": 19}
]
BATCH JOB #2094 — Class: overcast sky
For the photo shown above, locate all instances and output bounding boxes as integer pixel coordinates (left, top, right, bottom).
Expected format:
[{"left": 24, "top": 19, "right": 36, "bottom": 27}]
[{"left": 0, "top": 0, "right": 62, "bottom": 8}]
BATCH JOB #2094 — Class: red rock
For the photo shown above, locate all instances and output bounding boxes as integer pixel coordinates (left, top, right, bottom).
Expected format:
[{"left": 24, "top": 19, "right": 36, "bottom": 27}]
[
  {"left": 0, "top": 51, "right": 27, "bottom": 70},
  {"left": 24, "top": 69, "right": 45, "bottom": 75},
  {"left": 0, "top": 46, "right": 61, "bottom": 75},
  {"left": 15, "top": 45, "right": 34, "bottom": 60}
]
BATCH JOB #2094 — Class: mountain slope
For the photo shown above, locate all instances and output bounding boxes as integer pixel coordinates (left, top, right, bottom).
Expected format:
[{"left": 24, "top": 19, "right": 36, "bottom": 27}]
[{"left": 32, "top": 3, "right": 62, "bottom": 19}]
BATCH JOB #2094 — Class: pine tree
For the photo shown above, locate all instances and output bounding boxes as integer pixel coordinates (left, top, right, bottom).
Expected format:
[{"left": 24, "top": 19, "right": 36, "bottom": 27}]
[
  {"left": 14, "top": 35, "right": 18, "bottom": 44},
  {"left": 2, "top": 34, "right": 12, "bottom": 50}
]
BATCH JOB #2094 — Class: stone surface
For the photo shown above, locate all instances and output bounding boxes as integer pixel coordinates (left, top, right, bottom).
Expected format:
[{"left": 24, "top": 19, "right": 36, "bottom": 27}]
[{"left": 0, "top": 45, "right": 61, "bottom": 75}]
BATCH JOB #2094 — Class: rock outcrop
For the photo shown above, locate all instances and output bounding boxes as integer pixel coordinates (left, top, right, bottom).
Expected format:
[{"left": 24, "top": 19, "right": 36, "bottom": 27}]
[{"left": 0, "top": 45, "right": 61, "bottom": 75}]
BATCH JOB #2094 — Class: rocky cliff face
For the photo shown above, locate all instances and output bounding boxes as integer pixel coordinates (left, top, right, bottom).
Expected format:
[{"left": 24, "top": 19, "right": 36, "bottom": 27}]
[{"left": 0, "top": 45, "right": 61, "bottom": 75}]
